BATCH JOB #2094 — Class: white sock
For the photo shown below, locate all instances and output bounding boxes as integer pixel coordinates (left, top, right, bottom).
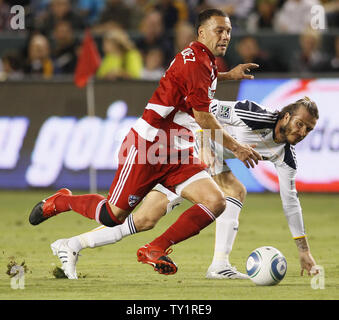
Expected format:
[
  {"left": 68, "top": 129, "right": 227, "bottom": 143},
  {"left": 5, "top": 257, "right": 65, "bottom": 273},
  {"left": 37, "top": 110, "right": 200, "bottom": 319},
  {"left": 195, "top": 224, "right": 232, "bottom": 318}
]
[
  {"left": 211, "top": 197, "right": 242, "bottom": 268},
  {"left": 67, "top": 214, "right": 137, "bottom": 252}
]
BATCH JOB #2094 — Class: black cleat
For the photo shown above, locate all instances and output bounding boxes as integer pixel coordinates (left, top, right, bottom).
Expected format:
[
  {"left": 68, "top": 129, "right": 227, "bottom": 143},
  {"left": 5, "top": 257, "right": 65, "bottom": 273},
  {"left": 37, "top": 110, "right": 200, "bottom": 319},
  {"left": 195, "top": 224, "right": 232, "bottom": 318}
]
[
  {"left": 28, "top": 188, "right": 72, "bottom": 226},
  {"left": 29, "top": 201, "right": 47, "bottom": 225}
]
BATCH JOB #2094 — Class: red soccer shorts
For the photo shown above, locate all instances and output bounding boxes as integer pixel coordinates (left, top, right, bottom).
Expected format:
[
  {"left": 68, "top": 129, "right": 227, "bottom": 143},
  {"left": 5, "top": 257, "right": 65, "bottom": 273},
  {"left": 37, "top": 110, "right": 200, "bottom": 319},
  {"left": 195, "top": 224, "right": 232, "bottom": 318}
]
[{"left": 107, "top": 130, "right": 206, "bottom": 211}]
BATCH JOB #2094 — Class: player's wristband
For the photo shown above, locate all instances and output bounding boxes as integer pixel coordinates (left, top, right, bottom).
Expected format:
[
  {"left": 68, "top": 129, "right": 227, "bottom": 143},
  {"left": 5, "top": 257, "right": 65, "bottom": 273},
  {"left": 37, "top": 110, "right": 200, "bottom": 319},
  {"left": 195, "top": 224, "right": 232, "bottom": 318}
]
[{"left": 293, "top": 235, "right": 307, "bottom": 240}]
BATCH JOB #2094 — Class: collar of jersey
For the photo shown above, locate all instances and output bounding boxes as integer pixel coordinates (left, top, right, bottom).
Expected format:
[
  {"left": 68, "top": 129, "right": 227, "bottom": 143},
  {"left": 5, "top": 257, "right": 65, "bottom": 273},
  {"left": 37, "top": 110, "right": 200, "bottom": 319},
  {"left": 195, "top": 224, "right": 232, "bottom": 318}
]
[{"left": 190, "top": 41, "right": 216, "bottom": 63}]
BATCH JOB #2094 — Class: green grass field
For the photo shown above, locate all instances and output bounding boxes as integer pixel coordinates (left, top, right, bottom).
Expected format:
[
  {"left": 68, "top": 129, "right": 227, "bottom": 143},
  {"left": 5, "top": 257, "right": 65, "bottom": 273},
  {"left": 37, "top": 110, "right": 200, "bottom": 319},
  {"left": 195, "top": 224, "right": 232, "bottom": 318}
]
[{"left": 0, "top": 190, "right": 338, "bottom": 300}]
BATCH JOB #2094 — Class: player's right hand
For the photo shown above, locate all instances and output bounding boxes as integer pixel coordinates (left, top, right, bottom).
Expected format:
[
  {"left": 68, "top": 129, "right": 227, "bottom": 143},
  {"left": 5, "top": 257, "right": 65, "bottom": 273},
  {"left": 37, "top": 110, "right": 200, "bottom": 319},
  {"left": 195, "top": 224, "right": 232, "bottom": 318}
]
[
  {"left": 299, "top": 251, "right": 318, "bottom": 276},
  {"left": 233, "top": 143, "right": 262, "bottom": 168}
]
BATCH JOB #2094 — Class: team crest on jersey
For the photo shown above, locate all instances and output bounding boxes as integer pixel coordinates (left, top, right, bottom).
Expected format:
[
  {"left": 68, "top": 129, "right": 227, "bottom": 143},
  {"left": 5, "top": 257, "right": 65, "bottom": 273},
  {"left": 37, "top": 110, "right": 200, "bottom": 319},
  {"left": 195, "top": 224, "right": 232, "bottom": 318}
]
[
  {"left": 208, "top": 78, "right": 217, "bottom": 99},
  {"left": 219, "top": 105, "right": 230, "bottom": 119},
  {"left": 128, "top": 195, "right": 141, "bottom": 207},
  {"left": 208, "top": 87, "right": 216, "bottom": 99},
  {"left": 260, "top": 129, "right": 271, "bottom": 138}
]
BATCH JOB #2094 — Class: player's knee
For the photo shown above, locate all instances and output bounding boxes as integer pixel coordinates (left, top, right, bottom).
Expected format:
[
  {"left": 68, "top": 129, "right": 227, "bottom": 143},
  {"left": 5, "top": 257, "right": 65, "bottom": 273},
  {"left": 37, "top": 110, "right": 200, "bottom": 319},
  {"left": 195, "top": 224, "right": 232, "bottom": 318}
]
[
  {"left": 237, "top": 182, "right": 247, "bottom": 203},
  {"left": 223, "top": 181, "right": 247, "bottom": 203},
  {"left": 213, "top": 197, "right": 227, "bottom": 216},
  {"left": 201, "top": 193, "right": 226, "bottom": 217}
]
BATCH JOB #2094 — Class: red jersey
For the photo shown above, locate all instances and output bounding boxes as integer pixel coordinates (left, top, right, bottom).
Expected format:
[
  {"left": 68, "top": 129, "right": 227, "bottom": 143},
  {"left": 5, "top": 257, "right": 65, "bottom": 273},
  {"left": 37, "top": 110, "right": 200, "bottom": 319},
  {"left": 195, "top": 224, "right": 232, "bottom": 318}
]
[
  {"left": 108, "top": 42, "right": 218, "bottom": 210},
  {"left": 132, "top": 41, "right": 218, "bottom": 156}
]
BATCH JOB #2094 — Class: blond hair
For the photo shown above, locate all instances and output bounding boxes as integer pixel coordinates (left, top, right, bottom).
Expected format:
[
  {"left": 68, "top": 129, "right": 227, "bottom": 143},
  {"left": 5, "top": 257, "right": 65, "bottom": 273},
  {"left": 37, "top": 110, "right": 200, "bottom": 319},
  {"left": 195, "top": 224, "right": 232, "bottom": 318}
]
[{"left": 279, "top": 96, "right": 319, "bottom": 120}]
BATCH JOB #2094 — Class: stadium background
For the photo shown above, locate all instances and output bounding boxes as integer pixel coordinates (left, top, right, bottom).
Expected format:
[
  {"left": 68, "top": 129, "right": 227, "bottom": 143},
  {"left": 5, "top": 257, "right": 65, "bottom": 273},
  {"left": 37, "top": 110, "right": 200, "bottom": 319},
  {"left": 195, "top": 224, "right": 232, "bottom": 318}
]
[
  {"left": 1, "top": 0, "right": 339, "bottom": 193},
  {"left": 1, "top": 78, "right": 339, "bottom": 193}
]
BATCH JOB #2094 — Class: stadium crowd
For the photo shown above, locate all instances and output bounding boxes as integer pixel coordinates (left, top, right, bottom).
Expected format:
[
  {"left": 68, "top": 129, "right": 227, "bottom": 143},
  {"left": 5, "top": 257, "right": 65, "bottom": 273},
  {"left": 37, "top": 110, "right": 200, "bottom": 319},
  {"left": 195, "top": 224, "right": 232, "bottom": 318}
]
[{"left": 0, "top": 0, "right": 338, "bottom": 81}]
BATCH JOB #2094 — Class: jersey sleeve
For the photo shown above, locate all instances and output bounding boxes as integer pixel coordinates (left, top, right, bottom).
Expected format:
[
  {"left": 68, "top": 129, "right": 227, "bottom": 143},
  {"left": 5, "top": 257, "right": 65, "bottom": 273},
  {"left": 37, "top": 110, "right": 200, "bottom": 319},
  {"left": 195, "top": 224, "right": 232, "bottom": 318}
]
[
  {"left": 275, "top": 162, "right": 306, "bottom": 238},
  {"left": 184, "top": 59, "right": 213, "bottom": 113}
]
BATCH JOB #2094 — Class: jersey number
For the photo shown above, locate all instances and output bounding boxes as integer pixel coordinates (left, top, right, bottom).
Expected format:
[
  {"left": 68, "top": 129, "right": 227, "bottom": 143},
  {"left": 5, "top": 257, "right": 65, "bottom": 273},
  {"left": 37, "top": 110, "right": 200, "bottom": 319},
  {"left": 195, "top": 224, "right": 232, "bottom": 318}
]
[{"left": 181, "top": 48, "right": 196, "bottom": 64}]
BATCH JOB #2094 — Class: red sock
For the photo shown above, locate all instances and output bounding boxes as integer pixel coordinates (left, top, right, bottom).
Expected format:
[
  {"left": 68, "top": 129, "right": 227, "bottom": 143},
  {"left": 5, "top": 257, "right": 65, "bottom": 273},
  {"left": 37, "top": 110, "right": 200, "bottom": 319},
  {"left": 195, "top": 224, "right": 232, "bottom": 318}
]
[
  {"left": 149, "top": 204, "right": 216, "bottom": 251},
  {"left": 54, "top": 194, "right": 105, "bottom": 221}
]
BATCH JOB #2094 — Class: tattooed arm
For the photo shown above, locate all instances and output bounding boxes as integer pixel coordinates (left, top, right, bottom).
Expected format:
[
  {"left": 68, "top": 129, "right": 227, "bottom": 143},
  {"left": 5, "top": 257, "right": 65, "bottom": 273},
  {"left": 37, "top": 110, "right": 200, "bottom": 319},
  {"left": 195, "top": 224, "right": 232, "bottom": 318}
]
[
  {"left": 274, "top": 163, "right": 318, "bottom": 276},
  {"left": 295, "top": 236, "right": 310, "bottom": 252},
  {"left": 294, "top": 236, "right": 318, "bottom": 276}
]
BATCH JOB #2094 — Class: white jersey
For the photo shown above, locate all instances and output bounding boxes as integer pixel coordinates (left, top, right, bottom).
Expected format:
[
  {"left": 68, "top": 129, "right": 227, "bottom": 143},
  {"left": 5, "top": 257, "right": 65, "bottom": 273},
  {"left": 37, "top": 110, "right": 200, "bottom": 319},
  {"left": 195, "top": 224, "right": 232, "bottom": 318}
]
[
  {"left": 154, "top": 99, "right": 306, "bottom": 239},
  {"left": 209, "top": 99, "right": 305, "bottom": 238}
]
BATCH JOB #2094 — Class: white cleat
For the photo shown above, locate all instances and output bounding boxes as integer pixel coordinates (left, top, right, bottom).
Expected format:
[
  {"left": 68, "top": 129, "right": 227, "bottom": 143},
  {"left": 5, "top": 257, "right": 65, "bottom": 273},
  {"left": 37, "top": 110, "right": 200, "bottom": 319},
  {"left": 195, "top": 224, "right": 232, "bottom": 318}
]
[
  {"left": 206, "top": 264, "right": 249, "bottom": 280},
  {"left": 51, "top": 239, "right": 79, "bottom": 280}
]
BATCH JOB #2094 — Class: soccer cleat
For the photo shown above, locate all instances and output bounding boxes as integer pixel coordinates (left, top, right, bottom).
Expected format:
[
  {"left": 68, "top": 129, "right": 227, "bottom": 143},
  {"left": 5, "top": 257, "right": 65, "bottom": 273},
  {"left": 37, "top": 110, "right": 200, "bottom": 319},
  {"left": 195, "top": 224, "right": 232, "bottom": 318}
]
[
  {"left": 137, "top": 244, "right": 178, "bottom": 275},
  {"left": 51, "top": 239, "right": 79, "bottom": 280},
  {"left": 206, "top": 264, "right": 249, "bottom": 280},
  {"left": 29, "top": 188, "right": 72, "bottom": 225}
]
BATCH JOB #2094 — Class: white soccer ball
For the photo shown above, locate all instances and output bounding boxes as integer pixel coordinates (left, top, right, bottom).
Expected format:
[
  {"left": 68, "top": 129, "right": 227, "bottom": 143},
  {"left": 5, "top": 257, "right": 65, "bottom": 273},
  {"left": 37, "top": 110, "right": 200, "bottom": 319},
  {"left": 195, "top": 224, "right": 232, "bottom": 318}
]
[{"left": 246, "top": 246, "right": 287, "bottom": 286}]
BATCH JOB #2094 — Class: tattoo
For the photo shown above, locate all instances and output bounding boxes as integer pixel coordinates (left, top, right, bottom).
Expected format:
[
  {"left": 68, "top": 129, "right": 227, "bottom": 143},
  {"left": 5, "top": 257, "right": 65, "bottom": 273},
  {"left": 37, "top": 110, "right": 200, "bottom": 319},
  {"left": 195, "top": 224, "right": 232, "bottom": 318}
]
[{"left": 295, "top": 237, "right": 309, "bottom": 252}]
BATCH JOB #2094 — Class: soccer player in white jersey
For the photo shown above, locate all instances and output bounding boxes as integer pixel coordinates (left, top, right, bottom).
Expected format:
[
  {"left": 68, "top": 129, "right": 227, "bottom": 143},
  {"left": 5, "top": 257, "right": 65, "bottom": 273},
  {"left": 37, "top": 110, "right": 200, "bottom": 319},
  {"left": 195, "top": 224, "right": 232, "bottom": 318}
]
[
  {"left": 44, "top": 96, "right": 319, "bottom": 280},
  {"left": 152, "top": 96, "right": 319, "bottom": 279},
  {"left": 199, "top": 96, "right": 319, "bottom": 279}
]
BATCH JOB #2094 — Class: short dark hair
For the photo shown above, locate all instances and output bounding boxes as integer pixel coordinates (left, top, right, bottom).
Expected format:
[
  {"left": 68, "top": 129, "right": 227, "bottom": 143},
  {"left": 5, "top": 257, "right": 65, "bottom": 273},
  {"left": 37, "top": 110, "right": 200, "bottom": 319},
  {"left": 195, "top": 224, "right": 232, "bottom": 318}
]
[
  {"left": 278, "top": 96, "right": 319, "bottom": 120},
  {"left": 195, "top": 9, "right": 227, "bottom": 35}
]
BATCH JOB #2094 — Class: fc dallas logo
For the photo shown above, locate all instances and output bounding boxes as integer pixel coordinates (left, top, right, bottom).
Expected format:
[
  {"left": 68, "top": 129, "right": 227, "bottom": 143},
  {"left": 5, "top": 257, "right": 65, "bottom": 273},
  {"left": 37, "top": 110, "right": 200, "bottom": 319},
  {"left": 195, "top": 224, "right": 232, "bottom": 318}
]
[{"left": 128, "top": 194, "right": 141, "bottom": 207}]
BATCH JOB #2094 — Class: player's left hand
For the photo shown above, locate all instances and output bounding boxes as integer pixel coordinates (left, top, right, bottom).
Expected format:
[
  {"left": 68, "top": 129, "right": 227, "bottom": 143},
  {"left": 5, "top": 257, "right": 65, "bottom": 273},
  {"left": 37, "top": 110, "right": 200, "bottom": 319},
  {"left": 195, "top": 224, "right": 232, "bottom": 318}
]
[
  {"left": 299, "top": 251, "right": 318, "bottom": 276},
  {"left": 226, "top": 63, "right": 259, "bottom": 80},
  {"left": 233, "top": 143, "right": 262, "bottom": 168}
]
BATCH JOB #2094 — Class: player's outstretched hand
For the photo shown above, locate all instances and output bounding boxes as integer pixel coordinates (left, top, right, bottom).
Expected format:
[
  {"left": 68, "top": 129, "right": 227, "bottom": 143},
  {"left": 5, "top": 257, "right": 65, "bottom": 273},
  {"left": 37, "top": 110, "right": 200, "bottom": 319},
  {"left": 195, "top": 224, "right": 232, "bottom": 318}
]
[
  {"left": 226, "top": 63, "right": 259, "bottom": 80},
  {"left": 299, "top": 251, "right": 318, "bottom": 276},
  {"left": 233, "top": 143, "right": 262, "bottom": 168}
]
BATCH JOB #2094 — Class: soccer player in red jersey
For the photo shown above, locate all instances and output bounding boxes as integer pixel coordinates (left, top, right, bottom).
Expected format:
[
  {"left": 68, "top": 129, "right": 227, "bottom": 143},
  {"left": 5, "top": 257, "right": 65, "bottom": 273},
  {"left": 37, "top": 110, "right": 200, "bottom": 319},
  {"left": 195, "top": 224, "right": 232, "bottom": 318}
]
[{"left": 29, "top": 9, "right": 261, "bottom": 278}]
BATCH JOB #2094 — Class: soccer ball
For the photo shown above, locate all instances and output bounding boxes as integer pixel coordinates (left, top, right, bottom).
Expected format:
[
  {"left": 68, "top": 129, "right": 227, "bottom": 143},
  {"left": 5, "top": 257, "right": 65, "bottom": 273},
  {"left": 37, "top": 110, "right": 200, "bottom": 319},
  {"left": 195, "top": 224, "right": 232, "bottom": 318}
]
[{"left": 246, "top": 246, "right": 287, "bottom": 286}]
